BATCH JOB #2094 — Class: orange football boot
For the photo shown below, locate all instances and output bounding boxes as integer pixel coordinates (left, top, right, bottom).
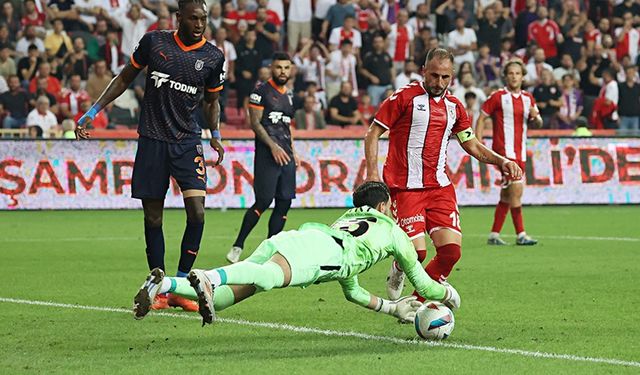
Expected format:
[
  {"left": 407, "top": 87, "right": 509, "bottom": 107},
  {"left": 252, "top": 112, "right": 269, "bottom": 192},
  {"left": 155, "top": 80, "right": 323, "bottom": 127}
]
[
  {"left": 151, "top": 293, "right": 170, "bottom": 310},
  {"left": 168, "top": 293, "right": 198, "bottom": 312}
]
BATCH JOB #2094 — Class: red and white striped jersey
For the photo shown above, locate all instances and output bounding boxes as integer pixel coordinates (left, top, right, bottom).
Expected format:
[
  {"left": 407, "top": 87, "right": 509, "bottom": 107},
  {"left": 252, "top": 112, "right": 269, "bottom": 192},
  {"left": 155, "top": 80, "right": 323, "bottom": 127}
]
[
  {"left": 373, "top": 82, "right": 472, "bottom": 190},
  {"left": 481, "top": 88, "right": 537, "bottom": 161}
]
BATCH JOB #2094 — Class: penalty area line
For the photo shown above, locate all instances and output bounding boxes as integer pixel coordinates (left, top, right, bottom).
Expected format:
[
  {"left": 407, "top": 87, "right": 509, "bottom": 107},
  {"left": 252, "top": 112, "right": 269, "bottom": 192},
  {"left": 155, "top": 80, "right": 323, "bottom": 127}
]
[{"left": 0, "top": 297, "right": 639, "bottom": 369}]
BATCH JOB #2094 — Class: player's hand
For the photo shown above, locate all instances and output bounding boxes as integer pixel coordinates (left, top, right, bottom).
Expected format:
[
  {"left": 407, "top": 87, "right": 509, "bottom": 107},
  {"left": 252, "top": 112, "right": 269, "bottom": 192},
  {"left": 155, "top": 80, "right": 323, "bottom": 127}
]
[
  {"left": 501, "top": 159, "right": 522, "bottom": 180},
  {"left": 529, "top": 106, "right": 540, "bottom": 119},
  {"left": 75, "top": 125, "right": 91, "bottom": 139},
  {"left": 390, "top": 296, "right": 423, "bottom": 323},
  {"left": 210, "top": 138, "right": 225, "bottom": 166},
  {"left": 441, "top": 281, "right": 461, "bottom": 310},
  {"left": 271, "top": 144, "right": 291, "bottom": 166}
]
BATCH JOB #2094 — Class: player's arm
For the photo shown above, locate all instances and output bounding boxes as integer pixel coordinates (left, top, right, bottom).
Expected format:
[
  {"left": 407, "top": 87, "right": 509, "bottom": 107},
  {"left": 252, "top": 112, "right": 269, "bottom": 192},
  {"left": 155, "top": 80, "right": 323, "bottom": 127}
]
[
  {"left": 203, "top": 90, "right": 224, "bottom": 165},
  {"left": 338, "top": 276, "right": 422, "bottom": 321},
  {"left": 364, "top": 123, "right": 387, "bottom": 182},
  {"left": 249, "top": 105, "right": 291, "bottom": 166},
  {"left": 74, "top": 63, "right": 140, "bottom": 139},
  {"left": 459, "top": 130, "right": 523, "bottom": 180}
]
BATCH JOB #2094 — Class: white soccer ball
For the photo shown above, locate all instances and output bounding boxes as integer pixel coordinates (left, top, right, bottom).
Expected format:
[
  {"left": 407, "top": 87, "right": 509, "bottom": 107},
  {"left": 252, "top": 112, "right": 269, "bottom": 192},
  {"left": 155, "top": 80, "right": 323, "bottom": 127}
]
[{"left": 414, "top": 301, "right": 455, "bottom": 340}]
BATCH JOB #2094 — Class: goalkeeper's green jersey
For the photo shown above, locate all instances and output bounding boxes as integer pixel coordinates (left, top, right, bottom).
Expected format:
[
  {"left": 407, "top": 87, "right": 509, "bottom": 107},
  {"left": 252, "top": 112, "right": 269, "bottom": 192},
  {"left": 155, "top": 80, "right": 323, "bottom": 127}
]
[{"left": 297, "top": 206, "right": 446, "bottom": 304}]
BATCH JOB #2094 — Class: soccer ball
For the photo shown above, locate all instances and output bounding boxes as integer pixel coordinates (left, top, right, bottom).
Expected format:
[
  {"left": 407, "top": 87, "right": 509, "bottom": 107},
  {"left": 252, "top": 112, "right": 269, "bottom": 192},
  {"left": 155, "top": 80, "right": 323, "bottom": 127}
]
[{"left": 414, "top": 302, "right": 455, "bottom": 340}]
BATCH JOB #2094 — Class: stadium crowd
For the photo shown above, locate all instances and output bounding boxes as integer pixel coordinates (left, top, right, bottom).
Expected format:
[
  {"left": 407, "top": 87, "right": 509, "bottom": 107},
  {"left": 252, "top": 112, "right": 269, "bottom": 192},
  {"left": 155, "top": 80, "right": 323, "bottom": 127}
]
[{"left": 0, "top": 0, "right": 639, "bottom": 138}]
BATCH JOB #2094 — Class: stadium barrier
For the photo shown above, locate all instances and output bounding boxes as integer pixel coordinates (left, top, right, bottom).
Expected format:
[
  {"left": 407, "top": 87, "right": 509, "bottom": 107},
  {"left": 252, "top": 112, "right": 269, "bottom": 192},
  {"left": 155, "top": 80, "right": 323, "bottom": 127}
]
[{"left": 1, "top": 137, "right": 639, "bottom": 209}]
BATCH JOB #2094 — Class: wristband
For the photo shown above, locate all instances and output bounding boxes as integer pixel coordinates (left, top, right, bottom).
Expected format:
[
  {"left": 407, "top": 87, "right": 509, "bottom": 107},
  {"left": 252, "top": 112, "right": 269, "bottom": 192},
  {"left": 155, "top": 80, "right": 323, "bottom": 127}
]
[
  {"left": 212, "top": 129, "right": 221, "bottom": 140},
  {"left": 78, "top": 103, "right": 102, "bottom": 126},
  {"left": 375, "top": 298, "right": 393, "bottom": 314}
]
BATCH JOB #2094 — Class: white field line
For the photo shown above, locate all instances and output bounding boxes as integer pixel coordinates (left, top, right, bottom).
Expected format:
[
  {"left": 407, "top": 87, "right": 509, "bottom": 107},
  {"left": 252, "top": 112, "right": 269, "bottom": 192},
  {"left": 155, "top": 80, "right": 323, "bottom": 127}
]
[
  {"left": 0, "top": 234, "right": 639, "bottom": 243},
  {"left": 1, "top": 297, "right": 639, "bottom": 369}
]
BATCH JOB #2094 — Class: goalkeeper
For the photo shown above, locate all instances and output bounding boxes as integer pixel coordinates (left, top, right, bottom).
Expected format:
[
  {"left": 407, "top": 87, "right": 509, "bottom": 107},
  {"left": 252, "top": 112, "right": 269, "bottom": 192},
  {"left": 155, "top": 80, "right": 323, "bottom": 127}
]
[{"left": 133, "top": 181, "right": 460, "bottom": 325}]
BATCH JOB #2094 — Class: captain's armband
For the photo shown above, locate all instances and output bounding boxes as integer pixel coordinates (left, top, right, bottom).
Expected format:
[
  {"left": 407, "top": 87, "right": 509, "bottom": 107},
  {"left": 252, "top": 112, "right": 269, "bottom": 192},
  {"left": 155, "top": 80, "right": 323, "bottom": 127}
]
[{"left": 456, "top": 128, "right": 476, "bottom": 143}]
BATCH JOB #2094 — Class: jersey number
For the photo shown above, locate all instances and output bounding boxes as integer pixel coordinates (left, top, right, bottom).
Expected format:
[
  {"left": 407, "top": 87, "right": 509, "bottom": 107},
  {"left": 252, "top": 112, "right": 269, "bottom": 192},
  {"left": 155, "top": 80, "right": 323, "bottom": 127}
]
[
  {"left": 337, "top": 217, "right": 377, "bottom": 237},
  {"left": 449, "top": 212, "right": 460, "bottom": 228}
]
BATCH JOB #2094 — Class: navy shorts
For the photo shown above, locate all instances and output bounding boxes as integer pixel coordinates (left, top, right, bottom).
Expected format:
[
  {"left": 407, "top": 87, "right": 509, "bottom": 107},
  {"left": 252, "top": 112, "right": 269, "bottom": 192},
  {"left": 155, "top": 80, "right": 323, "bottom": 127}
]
[
  {"left": 253, "top": 146, "right": 296, "bottom": 202},
  {"left": 131, "top": 136, "right": 207, "bottom": 199}
]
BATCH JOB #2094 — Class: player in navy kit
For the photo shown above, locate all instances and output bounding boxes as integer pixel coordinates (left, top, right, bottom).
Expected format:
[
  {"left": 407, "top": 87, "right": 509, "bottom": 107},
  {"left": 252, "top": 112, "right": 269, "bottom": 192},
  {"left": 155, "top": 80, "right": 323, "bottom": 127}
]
[
  {"left": 75, "top": 0, "right": 225, "bottom": 312},
  {"left": 226, "top": 52, "right": 298, "bottom": 263}
]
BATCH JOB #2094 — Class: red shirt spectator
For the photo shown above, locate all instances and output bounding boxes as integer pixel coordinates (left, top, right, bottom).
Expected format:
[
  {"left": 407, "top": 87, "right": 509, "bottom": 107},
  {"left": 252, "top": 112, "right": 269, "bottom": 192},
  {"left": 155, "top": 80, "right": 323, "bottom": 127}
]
[
  {"left": 21, "top": 0, "right": 45, "bottom": 28},
  {"left": 29, "top": 63, "right": 62, "bottom": 97},
  {"left": 59, "top": 75, "right": 91, "bottom": 120},
  {"left": 527, "top": 7, "right": 563, "bottom": 59}
]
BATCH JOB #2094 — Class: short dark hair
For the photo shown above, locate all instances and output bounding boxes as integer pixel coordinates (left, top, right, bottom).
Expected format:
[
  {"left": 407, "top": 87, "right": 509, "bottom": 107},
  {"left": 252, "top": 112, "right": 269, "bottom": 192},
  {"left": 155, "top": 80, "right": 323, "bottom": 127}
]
[
  {"left": 178, "top": 0, "right": 206, "bottom": 10},
  {"left": 272, "top": 51, "right": 292, "bottom": 62},
  {"left": 464, "top": 91, "right": 477, "bottom": 100},
  {"left": 353, "top": 181, "right": 390, "bottom": 208}
]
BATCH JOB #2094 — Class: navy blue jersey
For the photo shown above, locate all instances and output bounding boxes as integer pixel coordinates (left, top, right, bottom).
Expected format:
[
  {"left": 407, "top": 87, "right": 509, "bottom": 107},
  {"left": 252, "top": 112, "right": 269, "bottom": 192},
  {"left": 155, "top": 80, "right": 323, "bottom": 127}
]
[
  {"left": 248, "top": 79, "right": 295, "bottom": 155},
  {"left": 131, "top": 30, "right": 225, "bottom": 143}
]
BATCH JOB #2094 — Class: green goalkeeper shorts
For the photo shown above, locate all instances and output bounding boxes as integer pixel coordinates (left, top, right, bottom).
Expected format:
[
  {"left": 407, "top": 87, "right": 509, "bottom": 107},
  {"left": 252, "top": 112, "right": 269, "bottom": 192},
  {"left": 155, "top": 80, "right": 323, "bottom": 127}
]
[{"left": 244, "top": 229, "right": 344, "bottom": 288}]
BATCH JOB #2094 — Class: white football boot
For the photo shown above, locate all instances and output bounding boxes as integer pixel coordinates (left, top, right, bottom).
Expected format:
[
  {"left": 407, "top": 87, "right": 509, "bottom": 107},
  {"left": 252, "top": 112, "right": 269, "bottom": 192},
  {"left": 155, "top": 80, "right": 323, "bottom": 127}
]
[
  {"left": 187, "top": 269, "right": 216, "bottom": 326},
  {"left": 133, "top": 267, "right": 165, "bottom": 320}
]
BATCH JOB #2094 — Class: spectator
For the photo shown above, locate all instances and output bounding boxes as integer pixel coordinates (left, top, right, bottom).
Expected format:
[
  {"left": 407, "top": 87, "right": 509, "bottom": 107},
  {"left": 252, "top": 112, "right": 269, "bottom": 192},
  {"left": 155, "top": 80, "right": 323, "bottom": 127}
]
[
  {"left": 47, "top": 0, "right": 84, "bottom": 32},
  {"left": 0, "top": 24, "right": 14, "bottom": 53},
  {"left": 514, "top": 0, "right": 537, "bottom": 50},
  {"left": 328, "top": 14, "right": 361, "bottom": 52},
  {"left": 360, "top": 34, "right": 393, "bottom": 106},
  {"left": 614, "top": 12, "right": 639, "bottom": 63},
  {"left": 358, "top": 93, "right": 375, "bottom": 125},
  {"left": 553, "top": 53, "right": 580, "bottom": 83},
  {"left": 207, "top": 2, "right": 223, "bottom": 35},
  {"left": 29, "top": 75, "right": 59, "bottom": 116},
  {"left": 327, "top": 81, "right": 364, "bottom": 127},
  {"left": 101, "top": 27, "right": 124, "bottom": 75},
  {"left": 590, "top": 68, "right": 619, "bottom": 130},
  {"left": 224, "top": 0, "right": 256, "bottom": 41},
  {"left": 321, "top": 0, "right": 356, "bottom": 41},
  {"left": 0, "top": 1, "right": 20, "bottom": 41},
  {"left": 452, "top": 71, "right": 487, "bottom": 113},
  {"left": 63, "top": 37, "right": 94, "bottom": 81},
  {"left": 0, "top": 74, "right": 6, "bottom": 94},
  {"left": 16, "top": 25, "right": 45, "bottom": 57},
  {"left": 254, "top": 7, "right": 280, "bottom": 65},
  {"left": 235, "top": 29, "right": 261, "bottom": 110},
  {"left": 394, "top": 59, "right": 421, "bottom": 89},
  {"left": 355, "top": 0, "right": 376, "bottom": 32},
  {"left": 146, "top": 3, "right": 173, "bottom": 31},
  {"left": 17, "top": 44, "right": 41, "bottom": 86},
  {"left": 557, "top": 74, "right": 584, "bottom": 130},
  {"left": 475, "top": 44, "right": 501, "bottom": 87},
  {"left": 617, "top": 66, "right": 640, "bottom": 134},
  {"left": 44, "top": 18, "right": 74, "bottom": 60},
  {"left": 59, "top": 74, "right": 91, "bottom": 120},
  {"left": 304, "top": 81, "right": 326, "bottom": 110},
  {"left": 413, "top": 27, "right": 433, "bottom": 66},
  {"left": 287, "top": 0, "right": 311, "bottom": 52},
  {"left": 387, "top": 9, "right": 414, "bottom": 72},
  {"left": 613, "top": 0, "right": 640, "bottom": 27},
  {"left": 0, "top": 45, "right": 16, "bottom": 78},
  {"left": 408, "top": 3, "right": 434, "bottom": 35},
  {"left": 61, "top": 118, "right": 76, "bottom": 139},
  {"left": 499, "top": 37, "right": 514, "bottom": 65},
  {"left": 533, "top": 69, "right": 562, "bottom": 128},
  {"left": 0, "top": 75, "right": 29, "bottom": 129},
  {"left": 112, "top": 3, "right": 158, "bottom": 58},
  {"left": 527, "top": 6, "right": 562, "bottom": 66},
  {"left": 525, "top": 48, "right": 553, "bottom": 87},
  {"left": 75, "top": 0, "right": 107, "bottom": 31},
  {"left": 312, "top": 0, "right": 336, "bottom": 37},
  {"left": 257, "top": 66, "right": 271, "bottom": 83},
  {"left": 294, "top": 39, "right": 329, "bottom": 98},
  {"left": 435, "top": 0, "right": 471, "bottom": 35},
  {"left": 380, "top": 0, "right": 401, "bottom": 25},
  {"left": 86, "top": 60, "right": 112, "bottom": 102},
  {"left": 294, "top": 95, "right": 326, "bottom": 130},
  {"left": 360, "top": 14, "right": 383, "bottom": 60},
  {"left": 257, "top": 0, "right": 282, "bottom": 30},
  {"left": 476, "top": 3, "right": 512, "bottom": 57},
  {"left": 26, "top": 95, "right": 59, "bottom": 138},
  {"left": 21, "top": 0, "right": 46, "bottom": 35},
  {"left": 464, "top": 91, "right": 478, "bottom": 128},
  {"left": 325, "top": 39, "right": 357, "bottom": 101},
  {"left": 448, "top": 15, "right": 477, "bottom": 65},
  {"left": 209, "top": 27, "right": 236, "bottom": 123}
]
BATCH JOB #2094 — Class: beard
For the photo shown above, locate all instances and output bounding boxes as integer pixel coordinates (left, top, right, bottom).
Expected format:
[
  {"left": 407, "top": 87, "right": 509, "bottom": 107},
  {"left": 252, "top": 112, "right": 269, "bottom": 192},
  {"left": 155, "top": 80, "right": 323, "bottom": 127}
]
[{"left": 273, "top": 75, "right": 289, "bottom": 86}]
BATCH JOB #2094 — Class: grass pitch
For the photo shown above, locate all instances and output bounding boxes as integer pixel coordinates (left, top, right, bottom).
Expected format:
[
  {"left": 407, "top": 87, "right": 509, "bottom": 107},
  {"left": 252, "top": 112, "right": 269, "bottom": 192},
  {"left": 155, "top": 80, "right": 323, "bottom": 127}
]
[{"left": 1, "top": 206, "right": 639, "bottom": 374}]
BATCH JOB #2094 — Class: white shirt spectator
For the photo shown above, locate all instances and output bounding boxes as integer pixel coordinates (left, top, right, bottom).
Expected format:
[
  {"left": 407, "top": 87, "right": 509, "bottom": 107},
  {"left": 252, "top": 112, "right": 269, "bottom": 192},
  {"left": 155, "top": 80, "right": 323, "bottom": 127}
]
[
  {"left": 387, "top": 23, "right": 414, "bottom": 62},
  {"left": 0, "top": 75, "right": 7, "bottom": 94},
  {"left": 408, "top": 16, "right": 434, "bottom": 35},
  {"left": 326, "top": 49, "right": 358, "bottom": 96},
  {"left": 315, "top": 0, "right": 336, "bottom": 19},
  {"left": 27, "top": 108, "right": 58, "bottom": 138},
  {"left": 328, "top": 27, "right": 362, "bottom": 49},
  {"left": 448, "top": 27, "right": 477, "bottom": 65},
  {"left": 100, "top": 0, "right": 131, "bottom": 13},
  {"left": 15, "top": 37, "right": 45, "bottom": 57},
  {"left": 525, "top": 61, "right": 554, "bottom": 84},
  {"left": 615, "top": 26, "right": 640, "bottom": 63},
  {"left": 452, "top": 85, "right": 487, "bottom": 111},
  {"left": 394, "top": 71, "right": 422, "bottom": 89},
  {"left": 268, "top": 0, "right": 284, "bottom": 22},
  {"left": 209, "top": 39, "right": 236, "bottom": 80},
  {"left": 75, "top": 0, "right": 106, "bottom": 25},
  {"left": 112, "top": 6, "right": 158, "bottom": 57},
  {"left": 289, "top": 0, "right": 312, "bottom": 22},
  {"left": 294, "top": 54, "right": 327, "bottom": 90},
  {"left": 552, "top": 66, "right": 580, "bottom": 82}
]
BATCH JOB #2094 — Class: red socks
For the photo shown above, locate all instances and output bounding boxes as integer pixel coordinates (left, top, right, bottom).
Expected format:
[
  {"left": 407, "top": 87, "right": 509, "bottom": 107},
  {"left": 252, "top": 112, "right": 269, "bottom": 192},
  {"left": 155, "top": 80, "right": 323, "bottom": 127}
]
[
  {"left": 413, "top": 243, "right": 461, "bottom": 301},
  {"left": 394, "top": 249, "right": 427, "bottom": 272},
  {"left": 491, "top": 201, "right": 510, "bottom": 233},
  {"left": 510, "top": 206, "right": 525, "bottom": 234}
]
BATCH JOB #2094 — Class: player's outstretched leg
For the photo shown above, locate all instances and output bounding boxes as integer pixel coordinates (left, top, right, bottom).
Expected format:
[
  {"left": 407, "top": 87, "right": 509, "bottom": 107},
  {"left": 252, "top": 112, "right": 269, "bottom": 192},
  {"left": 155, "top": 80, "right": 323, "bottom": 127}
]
[
  {"left": 134, "top": 268, "right": 165, "bottom": 320},
  {"left": 187, "top": 269, "right": 216, "bottom": 326}
]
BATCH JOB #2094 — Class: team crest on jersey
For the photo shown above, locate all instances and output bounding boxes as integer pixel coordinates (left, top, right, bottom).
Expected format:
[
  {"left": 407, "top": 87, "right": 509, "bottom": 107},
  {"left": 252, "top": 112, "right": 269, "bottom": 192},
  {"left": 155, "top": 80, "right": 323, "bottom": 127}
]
[
  {"left": 196, "top": 144, "right": 203, "bottom": 155},
  {"left": 448, "top": 107, "right": 455, "bottom": 118},
  {"left": 195, "top": 59, "right": 204, "bottom": 71}
]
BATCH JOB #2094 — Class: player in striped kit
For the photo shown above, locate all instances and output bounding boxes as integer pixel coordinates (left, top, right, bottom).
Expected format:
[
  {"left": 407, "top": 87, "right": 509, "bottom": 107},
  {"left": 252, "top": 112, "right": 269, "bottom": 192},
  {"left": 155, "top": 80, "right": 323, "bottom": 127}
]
[
  {"left": 476, "top": 59, "right": 542, "bottom": 246},
  {"left": 364, "top": 48, "right": 523, "bottom": 300}
]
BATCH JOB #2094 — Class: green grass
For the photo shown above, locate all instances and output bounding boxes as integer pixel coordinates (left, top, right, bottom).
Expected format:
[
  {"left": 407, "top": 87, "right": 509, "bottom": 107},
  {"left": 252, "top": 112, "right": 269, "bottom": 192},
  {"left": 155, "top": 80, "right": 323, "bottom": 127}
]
[{"left": 0, "top": 206, "right": 639, "bottom": 374}]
